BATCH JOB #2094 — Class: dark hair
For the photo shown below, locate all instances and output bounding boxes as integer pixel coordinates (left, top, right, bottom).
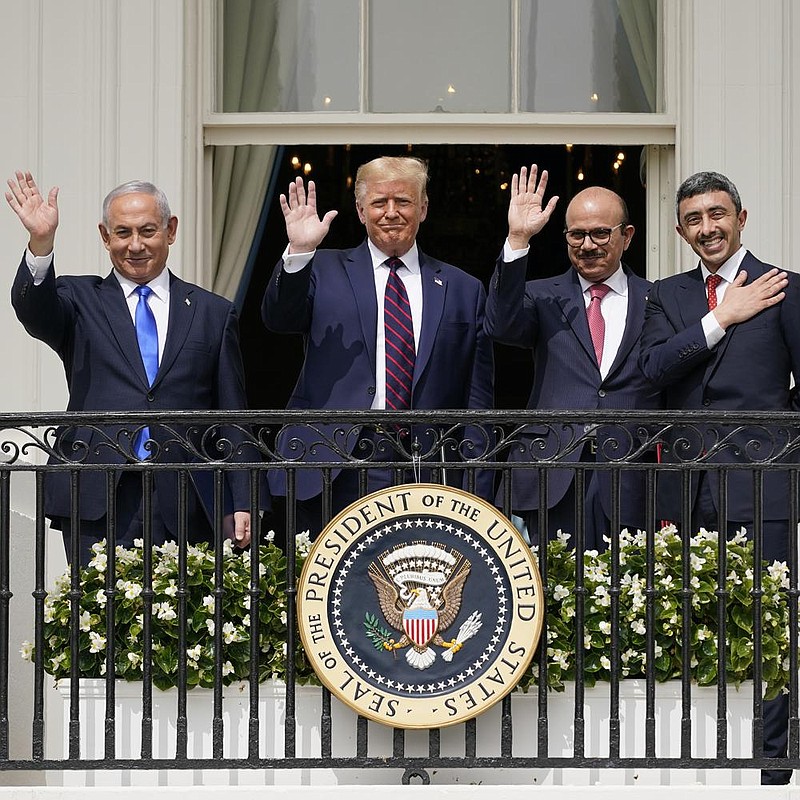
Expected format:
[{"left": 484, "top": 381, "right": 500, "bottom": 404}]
[{"left": 675, "top": 171, "right": 742, "bottom": 219}]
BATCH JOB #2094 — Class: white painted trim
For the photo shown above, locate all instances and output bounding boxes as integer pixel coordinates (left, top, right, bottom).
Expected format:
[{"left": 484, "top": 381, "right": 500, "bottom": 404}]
[{"left": 202, "top": 113, "right": 676, "bottom": 146}]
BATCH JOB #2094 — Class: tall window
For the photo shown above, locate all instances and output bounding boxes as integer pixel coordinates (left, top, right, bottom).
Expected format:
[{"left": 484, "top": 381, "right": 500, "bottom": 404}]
[{"left": 217, "top": 0, "right": 659, "bottom": 114}]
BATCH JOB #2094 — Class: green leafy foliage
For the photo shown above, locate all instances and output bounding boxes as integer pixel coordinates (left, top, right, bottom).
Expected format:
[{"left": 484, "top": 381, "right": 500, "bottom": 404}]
[
  {"left": 514, "top": 526, "right": 794, "bottom": 700},
  {"left": 22, "top": 525, "right": 793, "bottom": 699},
  {"left": 25, "top": 534, "right": 318, "bottom": 691}
]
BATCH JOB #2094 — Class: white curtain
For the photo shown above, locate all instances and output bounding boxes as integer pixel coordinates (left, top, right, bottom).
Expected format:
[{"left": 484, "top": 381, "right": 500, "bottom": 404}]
[
  {"left": 211, "top": 0, "right": 298, "bottom": 300},
  {"left": 616, "top": 0, "right": 658, "bottom": 112}
]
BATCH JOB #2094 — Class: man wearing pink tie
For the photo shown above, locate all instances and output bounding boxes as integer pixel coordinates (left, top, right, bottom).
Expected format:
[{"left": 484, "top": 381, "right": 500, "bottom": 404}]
[{"left": 486, "top": 166, "right": 661, "bottom": 551}]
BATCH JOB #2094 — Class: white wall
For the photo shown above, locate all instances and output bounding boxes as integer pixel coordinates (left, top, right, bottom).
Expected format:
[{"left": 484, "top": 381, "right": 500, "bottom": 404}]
[
  {"left": 0, "top": 0, "right": 187, "bottom": 415},
  {"left": 677, "top": 0, "right": 796, "bottom": 272}
]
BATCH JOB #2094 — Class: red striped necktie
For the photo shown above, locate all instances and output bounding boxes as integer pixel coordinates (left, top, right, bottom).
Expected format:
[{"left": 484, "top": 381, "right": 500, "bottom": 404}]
[{"left": 384, "top": 258, "right": 415, "bottom": 409}]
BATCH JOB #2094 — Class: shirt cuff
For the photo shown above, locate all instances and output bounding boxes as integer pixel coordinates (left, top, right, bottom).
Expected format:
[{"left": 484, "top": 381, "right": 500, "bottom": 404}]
[
  {"left": 25, "top": 248, "right": 54, "bottom": 286},
  {"left": 503, "top": 239, "right": 530, "bottom": 262},
  {"left": 281, "top": 245, "right": 315, "bottom": 274},
  {"left": 701, "top": 311, "right": 725, "bottom": 348}
]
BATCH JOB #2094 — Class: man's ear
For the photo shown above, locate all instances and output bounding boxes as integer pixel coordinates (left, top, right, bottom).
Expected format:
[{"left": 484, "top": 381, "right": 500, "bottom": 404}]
[
  {"left": 166, "top": 215, "right": 178, "bottom": 244},
  {"left": 98, "top": 224, "right": 111, "bottom": 251}
]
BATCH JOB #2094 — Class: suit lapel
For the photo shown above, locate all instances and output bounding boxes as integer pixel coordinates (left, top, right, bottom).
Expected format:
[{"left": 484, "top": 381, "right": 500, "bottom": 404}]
[
  {"left": 677, "top": 266, "right": 710, "bottom": 330},
  {"left": 157, "top": 273, "right": 196, "bottom": 387},
  {"left": 555, "top": 272, "right": 597, "bottom": 367},
  {"left": 98, "top": 272, "right": 150, "bottom": 389},
  {"left": 343, "top": 242, "right": 378, "bottom": 377},
  {"left": 415, "top": 252, "right": 446, "bottom": 386},
  {"left": 607, "top": 270, "right": 646, "bottom": 378}
]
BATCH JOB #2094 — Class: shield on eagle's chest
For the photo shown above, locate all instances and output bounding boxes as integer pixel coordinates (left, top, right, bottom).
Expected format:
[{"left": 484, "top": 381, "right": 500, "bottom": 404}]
[{"left": 402, "top": 607, "right": 438, "bottom": 647}]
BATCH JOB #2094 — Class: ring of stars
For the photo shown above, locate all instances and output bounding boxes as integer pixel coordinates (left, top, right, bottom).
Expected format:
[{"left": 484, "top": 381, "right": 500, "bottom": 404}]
[{"left": 330, "top": 516, "right": 510, "bottom": 697}]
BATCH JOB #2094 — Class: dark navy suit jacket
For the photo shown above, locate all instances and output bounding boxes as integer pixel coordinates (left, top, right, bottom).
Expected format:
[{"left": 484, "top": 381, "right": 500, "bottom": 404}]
[
  {"left": 11, "top": 257, "right": 253, "bottom": 532},
  {"left": 639, "top": 251, "right": 800, "bottom": 522},
  {"left": 485, "top": 254, "right": 661, "bottom": 523},
  {"left": 261, "top": 241, "right": 494, "bottom": 501}
]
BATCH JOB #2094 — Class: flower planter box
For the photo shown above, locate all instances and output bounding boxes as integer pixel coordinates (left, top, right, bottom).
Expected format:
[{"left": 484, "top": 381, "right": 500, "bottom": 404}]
[{"left": 48, "top": 678, "right": 757, "bottom": 787}]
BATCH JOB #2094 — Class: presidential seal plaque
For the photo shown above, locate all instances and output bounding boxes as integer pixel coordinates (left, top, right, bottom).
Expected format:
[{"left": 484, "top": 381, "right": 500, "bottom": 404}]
[{"left": 297, "top": 484, "right": 544, "bottom": 729}]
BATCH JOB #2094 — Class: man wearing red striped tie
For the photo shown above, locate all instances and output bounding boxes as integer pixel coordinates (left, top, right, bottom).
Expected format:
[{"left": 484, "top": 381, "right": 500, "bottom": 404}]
[
  {"left": 639, "top": 171, "right": 800, "bottom": 785},
  {"left": 263, "top": 157, "right": 494, "bottom": 537}
]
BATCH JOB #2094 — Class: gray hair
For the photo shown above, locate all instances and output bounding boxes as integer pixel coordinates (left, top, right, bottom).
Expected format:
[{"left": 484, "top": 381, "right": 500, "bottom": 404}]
[
  {"left": 675, "top": 171, "right": 742, "bottom": 219},
  {"left": 101, "top": 181, "right": 172, "bottom": 227}
]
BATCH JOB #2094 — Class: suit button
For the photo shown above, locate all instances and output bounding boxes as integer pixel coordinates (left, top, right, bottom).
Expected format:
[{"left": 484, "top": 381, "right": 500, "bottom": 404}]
[
  {"left": 598, "top": 389, "right": 606, "bottom": 398},
  {"left": 703, "top": 398, "right": 711, "bottom": 406},
  {"left": 147, "top": 393, "right": 155, "bottom": 402},
  {"left": 367, "top": 386, "right": 375, "bottom": 396}
]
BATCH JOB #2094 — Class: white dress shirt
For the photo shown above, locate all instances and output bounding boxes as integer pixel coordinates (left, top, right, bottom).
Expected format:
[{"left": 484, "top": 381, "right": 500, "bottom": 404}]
[
  {"left": 26, "top": 249, "right": 171, "bottom": 365},
  {"left": 280, "top": 241, "right": 423, "bottom": 409},
  {"left": 699, "top": 246, "right": 748, "bottom": 349},
  {"left": 502, "top": 239, "right": 628, "bottom": 379}
]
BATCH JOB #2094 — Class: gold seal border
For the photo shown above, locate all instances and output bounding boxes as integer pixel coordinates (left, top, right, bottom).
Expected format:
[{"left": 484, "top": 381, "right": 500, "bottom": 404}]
[{"left": 297, "top": 484, "right": 544, "bottom": 729}]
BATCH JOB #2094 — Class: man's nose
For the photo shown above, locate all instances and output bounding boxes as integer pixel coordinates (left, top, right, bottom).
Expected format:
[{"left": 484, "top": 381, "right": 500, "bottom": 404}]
[
  {"left": 384, "top": 201, "right": 399, "bottom": 217},
  {"left": 699, "top": 214, "right": 716, "bottom": 235},
  {"left": 128, "top": 233, "right": 145, "bottom": 251}
]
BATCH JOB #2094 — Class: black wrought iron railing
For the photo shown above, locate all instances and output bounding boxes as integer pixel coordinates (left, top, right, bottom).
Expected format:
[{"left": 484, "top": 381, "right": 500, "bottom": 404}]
[{"left": 0, "top": 409, "right": 797, "bottom": 784}]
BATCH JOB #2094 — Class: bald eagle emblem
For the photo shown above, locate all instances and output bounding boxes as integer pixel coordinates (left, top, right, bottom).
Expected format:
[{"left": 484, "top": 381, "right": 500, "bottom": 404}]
[{"left": 366, "top": 542, "right": 482, "bottom": 670}]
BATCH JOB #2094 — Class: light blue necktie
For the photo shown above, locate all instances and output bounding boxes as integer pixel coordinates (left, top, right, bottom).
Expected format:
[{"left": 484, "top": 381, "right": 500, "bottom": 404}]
[{"left": 134, "top": 285, "right": 158, "bottom": 459}]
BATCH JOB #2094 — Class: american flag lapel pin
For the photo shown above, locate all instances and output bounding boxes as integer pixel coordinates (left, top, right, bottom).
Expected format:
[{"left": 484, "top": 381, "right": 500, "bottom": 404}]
[
  {"left": 434, "top": 277, "right": 443, "bottom": 286},
  {"left": 185, "top": 297, "right": 191, "bottom": 306}
]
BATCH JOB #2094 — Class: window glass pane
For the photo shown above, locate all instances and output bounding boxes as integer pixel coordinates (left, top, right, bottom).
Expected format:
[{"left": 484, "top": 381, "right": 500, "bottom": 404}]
[
  {"left": 220, "top": 0, "right": 360, "bottom": 112},
  {"left": 521, "top": 0, "right": 658, "bottom": 112},
  {"left": 369, "top": 0, "right": 512, "bottom": 113}
]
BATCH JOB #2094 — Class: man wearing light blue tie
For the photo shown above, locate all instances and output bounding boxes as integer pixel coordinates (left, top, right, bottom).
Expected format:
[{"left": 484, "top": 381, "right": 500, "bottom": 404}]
[{"left": 5, "top": 171, "right": 257, "bottom": 564}]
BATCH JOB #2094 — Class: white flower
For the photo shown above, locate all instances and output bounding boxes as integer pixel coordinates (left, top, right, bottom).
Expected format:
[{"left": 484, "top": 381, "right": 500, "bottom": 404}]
[
  {"left": 117, "top": 580, "right": 142, "bottom": 600},
  {"left": 155, "top": 603, "right": 176, "bottom": 621},
  {"left": 264, "top": 529, "right": 276, "bottom": 543},
  {"left": 88, "top": 632, "right": 106, "bottom": 653},
  {"left": 553, "top": 584, "right": 569, "bottom": 601},
  {"left": 242, "top": 614, "right": 251, "bottom": 627},
  {"left": 202, "top": 595, "right": 215, "bottom": 612},
  {"left": 43, "top": 600, "right": 56, "bottom": 623},
  {"left": 599, "top": 621, "right": 612, "bottom": 635},
  {"left": 52, "top": 574, "right": 70, "bottom": 598},
  {"left": 159, "top": 541, "right": 179, "bottom": 558},
  {"left": 630, "top": 619, "right": 646, "bottom": 635},
  {"left": 600, "top": 655, "right": 611, "bottom": 670},
  {"left": 88, "top": 552, "right": 107, "bottom": 572},
  {"left": 133, "top": 538, "right": 144, "bottom": 549},
  {"left": 50, "top": 652, "right": 67, "bottom": 670},
  {"left": 206, "top": 619, "right": 215, "bottom": 635},
  {"left": 280, "top": 610, "right": 287, "bottom": 626},
  {"left": 19, "top": 641, "right": 33, "bottom": 661},
  {"left": 95, "top": 589, "right": 107, "bottom": 607},
  {"left": 79, "top": 611, "right": 92, "bottom": 632},
  {"left": 222, "top": 622, "right": 240, "bottom": 644},
  {"left": 127, "top": 652, "right": 142, "bottom": 667},
  {"left": 222, "top": 661, "right": 234, "bottom": 677},
  {"left": 187, "top": 644, "right": 202, "bottom": 662},
  {"left": 296, "top": 531, "right": 312, "bottom": 558},
  {"left": 163, "top": 581, "right": 178, "bottom": 597}
]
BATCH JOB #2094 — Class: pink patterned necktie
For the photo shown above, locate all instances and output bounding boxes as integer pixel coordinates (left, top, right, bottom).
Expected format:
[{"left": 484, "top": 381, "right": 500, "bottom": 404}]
[
  {"left": 384, "top": 258, "right": 415, "bottom": 409},
  {"left": 586, "top": 283, "right": 611, "bottom": 366},
  {"left": 706, "top": 273, "right": 722, "bottom": 310}
]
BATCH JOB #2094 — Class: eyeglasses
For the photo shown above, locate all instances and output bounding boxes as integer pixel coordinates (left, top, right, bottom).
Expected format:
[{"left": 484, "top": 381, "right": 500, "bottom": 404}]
[{"left": 564, "top": 223, "right": 626, "bottom": 247}]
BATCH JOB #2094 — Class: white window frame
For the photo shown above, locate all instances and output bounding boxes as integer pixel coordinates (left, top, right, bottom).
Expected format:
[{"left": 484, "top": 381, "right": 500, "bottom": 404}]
[{"left": 185, "top": 0, "right": 680, "bottom": 287}]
